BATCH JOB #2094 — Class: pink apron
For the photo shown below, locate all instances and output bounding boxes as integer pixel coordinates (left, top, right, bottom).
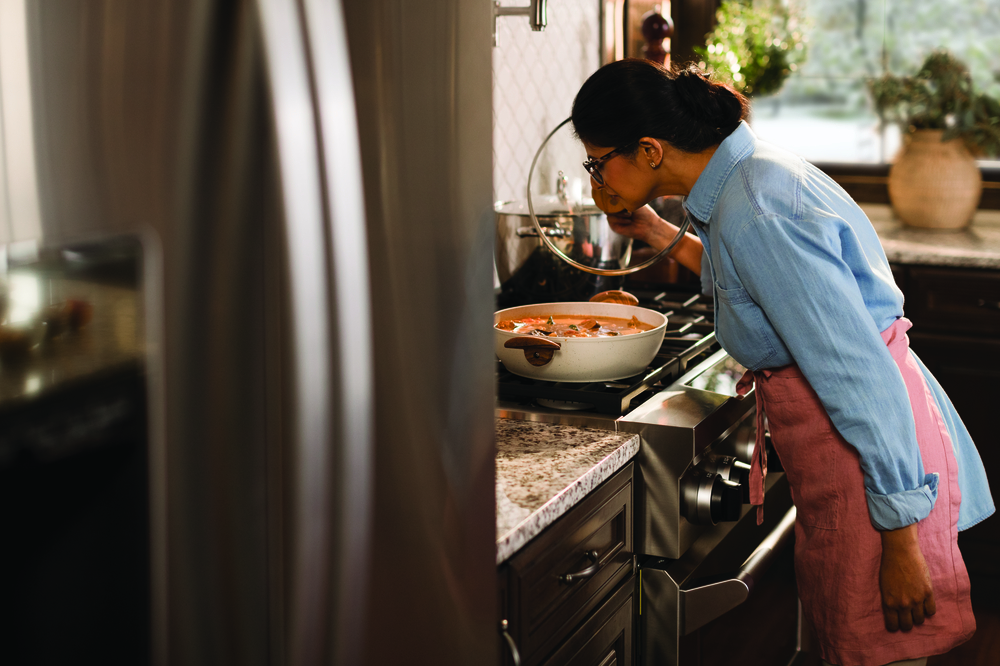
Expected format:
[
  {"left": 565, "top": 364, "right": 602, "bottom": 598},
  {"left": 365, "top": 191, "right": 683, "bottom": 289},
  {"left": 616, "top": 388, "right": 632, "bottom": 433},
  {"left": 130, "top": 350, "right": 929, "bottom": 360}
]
[{"left": 740, "top": 318, "right": 976, "bottom": 666}]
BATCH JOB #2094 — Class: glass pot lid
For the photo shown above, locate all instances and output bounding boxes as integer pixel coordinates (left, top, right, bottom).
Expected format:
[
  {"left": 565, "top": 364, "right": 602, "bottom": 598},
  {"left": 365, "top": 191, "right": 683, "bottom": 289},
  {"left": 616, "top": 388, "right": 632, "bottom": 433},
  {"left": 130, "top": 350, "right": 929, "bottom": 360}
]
[{"left": 526, "top": 118, "right": 690, "bottom": 276}]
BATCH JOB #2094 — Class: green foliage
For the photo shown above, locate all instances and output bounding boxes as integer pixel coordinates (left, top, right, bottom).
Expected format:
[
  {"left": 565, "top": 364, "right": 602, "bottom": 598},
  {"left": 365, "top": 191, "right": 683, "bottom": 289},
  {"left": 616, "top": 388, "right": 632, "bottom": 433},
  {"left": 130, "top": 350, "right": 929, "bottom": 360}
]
[
  {"left": 868, "top": 50, "right": 1000, "bottom": 156},
  {"left": 773, "top": 0, "right": 1000, "bottom": 114},
  {"left": 694, "top": 0, "right": 808, "bottom": 98},
  {"left": 966, "top": 92, "right": 1000, "bottom": 156}
]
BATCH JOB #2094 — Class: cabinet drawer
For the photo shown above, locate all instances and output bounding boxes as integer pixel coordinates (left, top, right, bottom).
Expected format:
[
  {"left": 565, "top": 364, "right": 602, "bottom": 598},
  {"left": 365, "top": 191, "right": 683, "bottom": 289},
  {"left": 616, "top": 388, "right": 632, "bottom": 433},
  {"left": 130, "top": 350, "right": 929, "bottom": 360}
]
[
  {"left": 906, "top": 267, "right": 1000, "bottom": 335},
  {"left": 540, "top": 577, "right": 634, "bottom": 666},
  {"left": 508, "top": 463, "right": 634, "bottom": 664}
]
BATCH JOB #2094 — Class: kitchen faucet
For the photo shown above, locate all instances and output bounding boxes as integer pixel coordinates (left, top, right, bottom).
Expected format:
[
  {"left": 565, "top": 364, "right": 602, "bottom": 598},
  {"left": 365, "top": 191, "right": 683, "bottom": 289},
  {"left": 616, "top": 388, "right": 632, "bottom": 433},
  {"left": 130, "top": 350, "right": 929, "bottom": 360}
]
[{"left": 493, "top": 0, "right": 547, "bottom": 47}]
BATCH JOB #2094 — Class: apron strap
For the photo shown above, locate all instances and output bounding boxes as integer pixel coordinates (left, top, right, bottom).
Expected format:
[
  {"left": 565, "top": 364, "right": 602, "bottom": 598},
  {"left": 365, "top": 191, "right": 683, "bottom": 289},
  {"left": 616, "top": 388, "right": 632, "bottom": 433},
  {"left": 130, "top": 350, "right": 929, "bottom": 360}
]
[{"left": 737, "top": 369, "right": 768, "bottom": 525}]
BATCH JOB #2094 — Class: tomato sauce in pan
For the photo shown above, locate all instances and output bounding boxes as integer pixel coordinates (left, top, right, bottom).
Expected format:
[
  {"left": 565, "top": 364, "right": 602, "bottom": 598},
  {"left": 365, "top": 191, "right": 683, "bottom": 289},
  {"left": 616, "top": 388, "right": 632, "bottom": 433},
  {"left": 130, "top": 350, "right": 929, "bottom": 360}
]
[{"left": 495, "top": 314, "right": 655, "bottom": 338}]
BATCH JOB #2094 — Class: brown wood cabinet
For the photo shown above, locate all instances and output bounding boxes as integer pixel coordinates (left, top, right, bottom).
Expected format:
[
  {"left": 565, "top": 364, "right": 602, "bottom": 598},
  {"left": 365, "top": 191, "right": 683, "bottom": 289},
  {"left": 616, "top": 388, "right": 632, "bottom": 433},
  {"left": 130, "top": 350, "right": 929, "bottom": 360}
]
[
  {"left": 540, "top": 581, "right": 633, "bottom": 666},
  {"left": 499, "top": 463, "right": 636, "bottom": 666},
  {"left": 893, "top": 264, "right": 1000, "bottom": 604}
]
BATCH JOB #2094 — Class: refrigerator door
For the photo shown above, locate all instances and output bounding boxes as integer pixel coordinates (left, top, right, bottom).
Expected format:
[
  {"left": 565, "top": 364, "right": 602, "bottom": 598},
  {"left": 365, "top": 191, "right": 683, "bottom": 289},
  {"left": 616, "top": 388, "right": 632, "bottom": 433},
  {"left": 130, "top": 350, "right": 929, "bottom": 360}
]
[
  {"left": 3, "top": 0, "right": 496, "bottom": 663},
  {"left": 4, "top": 0, "right": 375, "bottom": 663},
  {"left": 341, "top": 1, "right": 498, "bottom": 664}
]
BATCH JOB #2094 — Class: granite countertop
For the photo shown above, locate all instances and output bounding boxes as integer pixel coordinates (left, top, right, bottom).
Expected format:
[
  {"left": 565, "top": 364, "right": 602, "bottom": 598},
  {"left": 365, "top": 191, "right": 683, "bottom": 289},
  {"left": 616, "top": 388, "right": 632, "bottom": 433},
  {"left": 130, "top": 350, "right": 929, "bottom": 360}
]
[
  {"left": 495, "top": 418, "right": 639, "bottom": 564},
  {"left": 862, "top": 204, "right": 1000, "bottom": 270}
]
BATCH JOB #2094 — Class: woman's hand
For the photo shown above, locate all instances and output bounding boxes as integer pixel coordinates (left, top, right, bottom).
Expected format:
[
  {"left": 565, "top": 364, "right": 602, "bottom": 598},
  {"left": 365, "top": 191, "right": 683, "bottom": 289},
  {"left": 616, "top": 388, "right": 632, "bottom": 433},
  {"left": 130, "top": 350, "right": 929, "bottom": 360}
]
[
  {"left": 606, "top": 205, "right": 704, "bottom": 276},
  {"left": 605, "top": 205, "right": 671, "bottom": 247},
  {"left": 879, "top": 523, "right": 936, "bottom": 632}
]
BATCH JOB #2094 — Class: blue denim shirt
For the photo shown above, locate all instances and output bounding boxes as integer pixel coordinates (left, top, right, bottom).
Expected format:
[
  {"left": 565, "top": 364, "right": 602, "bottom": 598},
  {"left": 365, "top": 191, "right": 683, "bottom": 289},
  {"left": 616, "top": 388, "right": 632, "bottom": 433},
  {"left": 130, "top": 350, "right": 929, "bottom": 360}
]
[{"left": 684, "top": 121, "right": 994, "bottom": 531}]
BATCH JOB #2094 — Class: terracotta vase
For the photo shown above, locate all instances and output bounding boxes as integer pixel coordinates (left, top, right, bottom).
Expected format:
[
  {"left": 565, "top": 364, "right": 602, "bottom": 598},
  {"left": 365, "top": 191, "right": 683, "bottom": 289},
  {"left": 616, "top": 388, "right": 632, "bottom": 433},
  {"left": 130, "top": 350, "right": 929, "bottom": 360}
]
[{"left": 887, "top": 130, "right": 982, "bottom": 230}]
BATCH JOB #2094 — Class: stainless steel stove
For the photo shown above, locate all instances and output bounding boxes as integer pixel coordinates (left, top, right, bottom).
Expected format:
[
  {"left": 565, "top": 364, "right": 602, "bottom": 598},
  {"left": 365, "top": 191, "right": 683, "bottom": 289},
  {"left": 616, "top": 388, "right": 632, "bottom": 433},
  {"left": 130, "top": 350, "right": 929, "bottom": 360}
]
[{"left": 496, "top": 288, "right": 801, "bottom": 666}]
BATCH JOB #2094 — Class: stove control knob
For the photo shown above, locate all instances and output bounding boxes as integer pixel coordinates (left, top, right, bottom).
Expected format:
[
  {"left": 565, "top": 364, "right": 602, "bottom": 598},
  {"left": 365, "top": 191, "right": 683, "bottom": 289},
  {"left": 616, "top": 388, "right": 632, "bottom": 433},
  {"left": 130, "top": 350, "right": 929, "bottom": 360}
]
[
  {"left": 711, "top": 478, "right": 743, "bottom": 523},
  {"left": 682, "top": 470, "right": 743, "bottom": 525},
  {"left": 705, "top": 456, "right": 752, "bottom": 503},
  {"left": 726, "top": 457, "right": 752, "bottom": 504},
  {"left": 682, "top": 470, "right": 720, "bottom": 525}
]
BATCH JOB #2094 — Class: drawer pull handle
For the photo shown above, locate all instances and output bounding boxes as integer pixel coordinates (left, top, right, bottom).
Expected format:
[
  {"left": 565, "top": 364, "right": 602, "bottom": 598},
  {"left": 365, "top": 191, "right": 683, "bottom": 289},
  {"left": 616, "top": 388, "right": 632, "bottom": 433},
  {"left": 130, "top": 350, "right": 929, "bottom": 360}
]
[
  {"left": 976, "top": 298, "right": 1000, "bottom": 311},
  {"left": 560, "top": 550, "right": 600, "bottom": 583},
  {"left": 500, "top": 619, "right": 522, "bottom": 666}
]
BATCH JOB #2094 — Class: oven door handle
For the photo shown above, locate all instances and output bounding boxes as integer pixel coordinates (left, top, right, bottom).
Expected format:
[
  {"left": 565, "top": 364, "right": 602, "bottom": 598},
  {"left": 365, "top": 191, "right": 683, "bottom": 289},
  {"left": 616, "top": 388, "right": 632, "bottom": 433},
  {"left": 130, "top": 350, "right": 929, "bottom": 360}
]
[{"left": 680, "top": 506, "right": 797, "bottom": 635}]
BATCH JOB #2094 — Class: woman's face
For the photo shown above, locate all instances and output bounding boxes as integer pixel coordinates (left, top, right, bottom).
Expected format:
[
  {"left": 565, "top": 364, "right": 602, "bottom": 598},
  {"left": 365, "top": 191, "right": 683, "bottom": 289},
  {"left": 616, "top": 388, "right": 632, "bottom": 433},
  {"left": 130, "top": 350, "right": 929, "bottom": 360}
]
[{"left": 582, "top": 140, "right": 658, "bottom": 213}]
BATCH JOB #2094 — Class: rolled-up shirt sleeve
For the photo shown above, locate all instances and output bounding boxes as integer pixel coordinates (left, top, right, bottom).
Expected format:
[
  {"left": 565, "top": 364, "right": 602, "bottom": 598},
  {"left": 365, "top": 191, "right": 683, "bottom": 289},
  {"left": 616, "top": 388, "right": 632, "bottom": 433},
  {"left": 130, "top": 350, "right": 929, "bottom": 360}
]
[{"left": 728, "top": 213, "right": 936, "bottom": 530}]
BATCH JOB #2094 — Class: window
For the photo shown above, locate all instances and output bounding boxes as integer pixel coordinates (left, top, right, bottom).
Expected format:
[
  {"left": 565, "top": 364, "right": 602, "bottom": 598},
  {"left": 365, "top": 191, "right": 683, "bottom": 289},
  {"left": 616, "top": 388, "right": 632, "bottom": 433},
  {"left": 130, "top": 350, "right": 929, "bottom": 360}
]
[{"left": 749, "top": 0, "right": 1000, "bottom": 164}]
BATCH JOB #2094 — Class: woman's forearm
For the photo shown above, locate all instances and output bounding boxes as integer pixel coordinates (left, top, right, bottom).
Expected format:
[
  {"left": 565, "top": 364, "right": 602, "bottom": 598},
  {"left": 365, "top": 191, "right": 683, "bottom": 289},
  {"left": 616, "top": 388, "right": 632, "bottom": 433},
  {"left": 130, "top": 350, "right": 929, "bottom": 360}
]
[
  {"left": 601, "top": 203, "right": 705, "bottom": 275},
  {"left": 650, "top": 219, "right": 704, "bottom": 275}
]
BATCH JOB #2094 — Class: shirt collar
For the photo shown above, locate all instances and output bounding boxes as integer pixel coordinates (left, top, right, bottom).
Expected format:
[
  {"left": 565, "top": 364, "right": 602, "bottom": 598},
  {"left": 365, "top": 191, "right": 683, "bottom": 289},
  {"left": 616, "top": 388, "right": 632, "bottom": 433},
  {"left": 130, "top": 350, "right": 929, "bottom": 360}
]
[{"left": 683, "top": 120, "right": 756, "bottom": 224}]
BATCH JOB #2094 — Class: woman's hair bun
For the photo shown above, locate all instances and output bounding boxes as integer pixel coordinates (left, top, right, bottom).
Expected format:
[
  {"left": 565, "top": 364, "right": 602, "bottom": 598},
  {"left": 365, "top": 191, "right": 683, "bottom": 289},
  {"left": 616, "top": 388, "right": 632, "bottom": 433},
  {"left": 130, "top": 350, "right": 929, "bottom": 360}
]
[
  {"left": 572, "top": 59, "right": 749, "bottom": 154},
  {"left": 673, "top": 66, "right": 745, "bottom": 136},
  {"left": 672, "top": 68, "right": 713, "bottom": 115}
]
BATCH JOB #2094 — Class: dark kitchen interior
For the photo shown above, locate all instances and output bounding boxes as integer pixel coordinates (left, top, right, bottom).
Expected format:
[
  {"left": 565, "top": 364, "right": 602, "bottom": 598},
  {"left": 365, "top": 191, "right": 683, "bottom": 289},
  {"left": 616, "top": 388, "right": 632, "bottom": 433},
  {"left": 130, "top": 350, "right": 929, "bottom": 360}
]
[{"left": 0, "top": 1, "right": 996, "bottom": 666}]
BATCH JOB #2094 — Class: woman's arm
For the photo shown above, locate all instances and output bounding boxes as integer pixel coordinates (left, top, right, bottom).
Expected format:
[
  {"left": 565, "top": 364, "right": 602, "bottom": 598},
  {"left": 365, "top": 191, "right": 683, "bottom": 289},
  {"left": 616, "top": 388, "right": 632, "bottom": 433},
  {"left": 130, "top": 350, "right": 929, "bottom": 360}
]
[{"left": 605, "top": 205, "right": 704, "bottom": 275}]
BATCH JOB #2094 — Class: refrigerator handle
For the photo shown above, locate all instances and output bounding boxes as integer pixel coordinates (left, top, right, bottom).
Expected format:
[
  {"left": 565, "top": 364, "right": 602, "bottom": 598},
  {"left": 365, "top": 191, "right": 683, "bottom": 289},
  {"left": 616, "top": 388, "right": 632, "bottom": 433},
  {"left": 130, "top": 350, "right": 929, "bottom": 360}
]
[
  {"left": 680, "top": 506, "right": 797, "bottom": 635},
  {"left": 255, "top": 0, "right": 374, "bottom": 663},
  {"left": 298, "top": 0, "right": 376, "bottom": 663}
]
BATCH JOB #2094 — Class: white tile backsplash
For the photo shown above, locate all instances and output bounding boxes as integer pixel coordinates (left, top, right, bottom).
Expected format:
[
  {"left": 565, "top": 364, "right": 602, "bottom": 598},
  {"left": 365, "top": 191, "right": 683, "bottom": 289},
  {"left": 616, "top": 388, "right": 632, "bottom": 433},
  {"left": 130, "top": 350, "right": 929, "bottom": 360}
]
[{"left": 492, "top": 0, "right": 601, "bottom": 204}]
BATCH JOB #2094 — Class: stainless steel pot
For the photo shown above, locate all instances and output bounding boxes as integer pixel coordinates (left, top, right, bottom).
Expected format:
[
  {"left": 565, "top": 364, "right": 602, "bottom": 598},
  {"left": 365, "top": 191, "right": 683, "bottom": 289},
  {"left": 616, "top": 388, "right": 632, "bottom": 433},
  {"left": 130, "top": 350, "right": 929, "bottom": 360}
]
[
  {"left": 494, "top": 196, "right": 633, "bottom": 304},
  {"left": 494, "top": 301, "right": 667, "bottom": 382},
  {"left": 494, "top": 196, "right": 633, "bottom": 284}
]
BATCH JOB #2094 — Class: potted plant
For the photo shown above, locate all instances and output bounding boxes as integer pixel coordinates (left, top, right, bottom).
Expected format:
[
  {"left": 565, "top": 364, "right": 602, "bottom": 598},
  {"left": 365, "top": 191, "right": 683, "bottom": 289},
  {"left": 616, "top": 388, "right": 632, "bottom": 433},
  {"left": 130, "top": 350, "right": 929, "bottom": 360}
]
[
  {"left": 695, "top": 0, "right": 807, "bottom": 98},
  {"left": 868, "top": 50, "right": 1000, "bottom": 229}
]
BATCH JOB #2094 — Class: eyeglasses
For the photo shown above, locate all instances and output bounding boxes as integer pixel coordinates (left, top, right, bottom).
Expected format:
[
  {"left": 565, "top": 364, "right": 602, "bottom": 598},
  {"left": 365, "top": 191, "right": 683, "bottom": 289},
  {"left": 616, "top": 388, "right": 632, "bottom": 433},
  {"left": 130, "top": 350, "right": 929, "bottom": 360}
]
[{"left": 582, "top": 141, "right": 639, "bottom": 186}]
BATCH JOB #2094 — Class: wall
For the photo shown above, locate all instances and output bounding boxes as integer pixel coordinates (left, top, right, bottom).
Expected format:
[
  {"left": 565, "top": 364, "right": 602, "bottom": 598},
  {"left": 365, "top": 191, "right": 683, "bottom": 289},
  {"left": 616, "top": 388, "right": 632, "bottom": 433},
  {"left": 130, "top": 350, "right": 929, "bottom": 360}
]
[{"left": 492, "top": 0, "right": 601, "bottom": 204}]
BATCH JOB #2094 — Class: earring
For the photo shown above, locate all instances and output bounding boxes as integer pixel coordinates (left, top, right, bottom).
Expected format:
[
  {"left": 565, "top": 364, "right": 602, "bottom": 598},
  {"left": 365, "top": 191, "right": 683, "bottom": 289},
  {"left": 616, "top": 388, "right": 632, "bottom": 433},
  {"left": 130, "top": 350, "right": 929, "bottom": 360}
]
[{"left": 650, "top": 161, "right": 657, "bottom": 168}]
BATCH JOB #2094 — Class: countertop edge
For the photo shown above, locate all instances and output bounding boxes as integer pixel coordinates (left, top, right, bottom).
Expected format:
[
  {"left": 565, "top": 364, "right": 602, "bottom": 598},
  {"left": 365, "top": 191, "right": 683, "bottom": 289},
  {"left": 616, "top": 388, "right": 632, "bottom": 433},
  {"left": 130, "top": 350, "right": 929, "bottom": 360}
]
[
  {"left": 495, "top": 433, "right": 640, "bottom": 565},
  {"left": 881, "top": 245, "right": 1000, "bottom": 270}
]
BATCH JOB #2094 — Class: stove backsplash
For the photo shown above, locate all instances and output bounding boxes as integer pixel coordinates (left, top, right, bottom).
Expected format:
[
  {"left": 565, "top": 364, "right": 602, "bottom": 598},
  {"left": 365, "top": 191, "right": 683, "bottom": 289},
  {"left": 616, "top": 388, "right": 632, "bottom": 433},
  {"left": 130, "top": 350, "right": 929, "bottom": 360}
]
[{"left": 492, "top": 0, "right": 600, "bottom": 204}]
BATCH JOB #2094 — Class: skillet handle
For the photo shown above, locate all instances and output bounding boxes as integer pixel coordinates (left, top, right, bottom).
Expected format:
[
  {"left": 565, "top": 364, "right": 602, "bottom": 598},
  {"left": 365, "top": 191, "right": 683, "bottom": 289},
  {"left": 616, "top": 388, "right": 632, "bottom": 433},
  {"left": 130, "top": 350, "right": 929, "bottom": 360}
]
[{"left": 503, "top": 336, "right": 561, "bottom": 366}]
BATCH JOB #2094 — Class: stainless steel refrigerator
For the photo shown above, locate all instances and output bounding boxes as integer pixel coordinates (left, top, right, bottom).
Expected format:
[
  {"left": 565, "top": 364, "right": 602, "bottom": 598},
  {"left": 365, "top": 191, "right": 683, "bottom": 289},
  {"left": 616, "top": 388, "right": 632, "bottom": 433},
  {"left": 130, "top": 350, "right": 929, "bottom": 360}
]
[{"left": 0, "top": 1, "right": 496, "bottom": 664}]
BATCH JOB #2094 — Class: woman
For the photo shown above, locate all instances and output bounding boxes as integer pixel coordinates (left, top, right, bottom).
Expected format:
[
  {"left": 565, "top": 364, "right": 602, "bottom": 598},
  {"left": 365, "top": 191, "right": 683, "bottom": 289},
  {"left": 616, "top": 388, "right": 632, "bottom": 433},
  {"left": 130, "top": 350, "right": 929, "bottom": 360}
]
[{"left": 573, "top": 59, "right": 994, "bottom": 666}]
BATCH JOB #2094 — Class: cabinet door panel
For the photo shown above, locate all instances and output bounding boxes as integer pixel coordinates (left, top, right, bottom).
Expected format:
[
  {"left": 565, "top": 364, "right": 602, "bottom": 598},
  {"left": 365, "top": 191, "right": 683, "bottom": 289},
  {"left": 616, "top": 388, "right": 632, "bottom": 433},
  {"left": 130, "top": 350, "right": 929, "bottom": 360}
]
[
  {"left": 908, "top": 331, "right": 1000, "bottom": 509},
  {"left": 540, "top": 579, "right": 633, "bottom": 666},
  {"left": 908, "top": 331, "right": 1000, "bottom": 588},
  {"left": 508, "top": 464, "right": 634, "bottom": 663},
  {"left": 907, "top": 267, "right": 1000, "bottom": 335}
]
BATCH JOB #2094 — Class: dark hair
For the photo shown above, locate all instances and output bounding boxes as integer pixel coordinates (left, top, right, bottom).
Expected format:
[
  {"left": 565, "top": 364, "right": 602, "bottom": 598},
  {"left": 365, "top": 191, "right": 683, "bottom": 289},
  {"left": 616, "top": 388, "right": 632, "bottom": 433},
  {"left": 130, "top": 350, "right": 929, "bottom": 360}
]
[{"left": 571, "top": 59, "right": 749, "bottom": 155}]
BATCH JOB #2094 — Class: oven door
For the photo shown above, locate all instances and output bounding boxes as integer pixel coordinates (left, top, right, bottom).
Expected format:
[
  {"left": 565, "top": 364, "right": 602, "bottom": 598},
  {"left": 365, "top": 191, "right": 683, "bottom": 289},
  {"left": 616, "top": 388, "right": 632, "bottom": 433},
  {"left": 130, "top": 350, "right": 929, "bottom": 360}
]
[{"left": 639, "top": 473, "right": 801, "bottom": 666}]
